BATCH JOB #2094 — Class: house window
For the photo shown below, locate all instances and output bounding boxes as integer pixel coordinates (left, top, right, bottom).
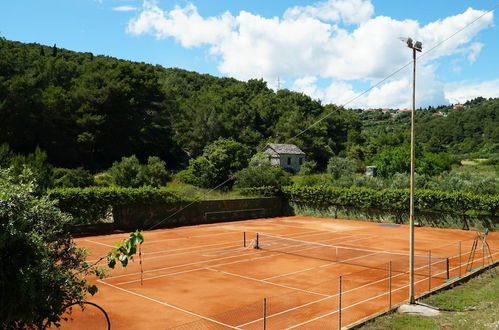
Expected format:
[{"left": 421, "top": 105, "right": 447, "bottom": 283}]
[
  {"left": 287, "top": 157, "right": 291, "bottom": 165},
  {"left": 299, "top": 157, "right": 303, "bottom": 165}
]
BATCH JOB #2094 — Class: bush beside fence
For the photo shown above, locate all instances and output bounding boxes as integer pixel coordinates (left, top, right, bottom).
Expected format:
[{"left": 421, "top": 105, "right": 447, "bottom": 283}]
[
  {"left": 48, "top": 187, "right": 190, "bottom": 225},
  {"left": 282, "top": 186, "right": 499, "bottom": 229}
]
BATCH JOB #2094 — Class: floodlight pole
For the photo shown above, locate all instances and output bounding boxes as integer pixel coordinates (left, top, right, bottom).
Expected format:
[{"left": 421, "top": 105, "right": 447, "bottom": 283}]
[{"left": 405, "top": 38, "right": 422, "bottom": 305}]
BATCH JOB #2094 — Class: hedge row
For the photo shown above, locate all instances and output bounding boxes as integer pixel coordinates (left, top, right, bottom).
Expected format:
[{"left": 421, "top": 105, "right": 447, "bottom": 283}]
[
  {"left": 48, "top": 187, "right": 192, "bottom": 225},
  {"left": 282, "top": 185, "right": 499, "bottom": 228}
]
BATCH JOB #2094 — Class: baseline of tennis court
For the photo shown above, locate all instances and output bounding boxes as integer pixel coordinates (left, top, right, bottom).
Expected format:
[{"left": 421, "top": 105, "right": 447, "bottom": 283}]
[{"left": 59, "top": 216, "right": 499, "bottom": 329}]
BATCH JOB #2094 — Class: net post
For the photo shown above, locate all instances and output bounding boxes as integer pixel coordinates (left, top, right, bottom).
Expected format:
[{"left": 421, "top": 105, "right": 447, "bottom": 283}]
[
  {"left": 458, "top": 241, "right": 462, "bottom": 277},
  {"left": 263, "top": 297, "right": 267, "bottom": 330},
  {"left": 256, "top": 233, "right": 260, "bottom": 249},
  {"left": 243, "top": 232, "right": 246, "bottom": 247},
  {"left": 446, "top": 258, "right": 449, "bottom": 280},
  {"left": 389, "top": 261, "right": 392, "bottom": 309},
  {"left": 428, "top": 250, "right": 431, "bottom": 292},
  {"left": 338, "top": 275, "right": 342, "bottom": 330}
]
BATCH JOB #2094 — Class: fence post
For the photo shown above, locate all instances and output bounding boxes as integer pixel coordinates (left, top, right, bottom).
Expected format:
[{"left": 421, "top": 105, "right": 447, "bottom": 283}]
[
  {"left": 482, "top": 238, "right": 485, "bottom": 267},
  {"left": 256, "top": 233, "right": 260, "bottom": 249},
  {"left": 263, "top": 297, "right": 266, "bottom": 330},
  {"left": 338, "top": 276, "right": 342, "bottom": 330},
  {"left": 243, "top": 232, "right": 246, "bottom": 247},
  {"left": 428, "top": 250, "right": 431, "bottom": 292},
  {"left": 389, "top": 261, "right": 392, "bottom": 309},
  {"left": 458, "top": 241, "right": 462, "bottom": 277},
  {"left": 446, "top": 258, "right": 449, "bottom": 280}
]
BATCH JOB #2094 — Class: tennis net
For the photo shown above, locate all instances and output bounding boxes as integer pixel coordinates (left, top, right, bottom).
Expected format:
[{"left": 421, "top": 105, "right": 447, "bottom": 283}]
[{"left": 255, "top": 233, "right": 448, "bottom": 277}]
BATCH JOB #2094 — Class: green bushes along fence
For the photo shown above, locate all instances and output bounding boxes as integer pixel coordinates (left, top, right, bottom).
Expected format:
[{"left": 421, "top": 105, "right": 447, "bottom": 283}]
[
  {"left": 282, "top": 185, "right": 499, "bottom": 229},
  {"left": 48, "top": 187, "right": 190, "bottom": 225},
  {"left": 48, "top": 185, "right": 498, "bottom": 230}
]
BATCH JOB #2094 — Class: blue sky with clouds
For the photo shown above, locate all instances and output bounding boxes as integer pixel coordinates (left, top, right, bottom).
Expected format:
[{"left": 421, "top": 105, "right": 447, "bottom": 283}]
[{"left": 1, "top": 0, "right": 498, "bottom": 108}]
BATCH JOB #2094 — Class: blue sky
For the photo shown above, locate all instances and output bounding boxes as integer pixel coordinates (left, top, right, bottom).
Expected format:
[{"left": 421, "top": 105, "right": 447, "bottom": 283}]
[{"left": 1, "top": 0, "right": 498, "bottom": 108}]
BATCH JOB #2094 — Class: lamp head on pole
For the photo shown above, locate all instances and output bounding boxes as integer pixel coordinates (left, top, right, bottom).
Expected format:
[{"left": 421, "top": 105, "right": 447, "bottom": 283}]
[{"left": 399, "top": 37, "right": 422, "bottom": 52}]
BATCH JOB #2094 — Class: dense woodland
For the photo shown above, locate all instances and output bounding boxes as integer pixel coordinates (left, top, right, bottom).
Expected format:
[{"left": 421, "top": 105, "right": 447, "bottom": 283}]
[{"left": 0, "top": 38, "right": 498, "bottom": 186}]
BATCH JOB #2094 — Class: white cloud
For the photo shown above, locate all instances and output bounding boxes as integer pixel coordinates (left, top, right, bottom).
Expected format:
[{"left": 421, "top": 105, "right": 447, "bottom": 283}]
[
  {"left": 113, "top": 6, "right": 137, "bottom": 12},
  {"left": 466, "top": 42, "right": 483, "bottom": 63},
  {"left": 127, "top": 1, "right": 494, "bottom": 108},
  {"left": 127, "top": 2, "right": 234, "bottom": 47},
  {"left": 445, "top": 79, "right": 499, "bottom": 103},
  {"left": 283, "top": 0, "right": 374, "bottom": 25},
  {"left": 291, "top": 76, "right": 325, "bottom": 100}
]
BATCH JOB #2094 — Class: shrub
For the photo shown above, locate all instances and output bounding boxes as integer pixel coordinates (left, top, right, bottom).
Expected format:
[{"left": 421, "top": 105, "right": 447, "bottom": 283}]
[
  {"left": 297, "top": 160, "right": 317, "bottom": 175},
  {"left": 234, "top": 164, "right": 292, "bottom": 189},
  {"left": 107, "top": 155, "right": 142, "bottom": 187},
  {"left": 53, "top": 167, "right": 95, "bottom": 188},
  {"left": 137, "top": 156, "right": 171, "bottom": 187}
]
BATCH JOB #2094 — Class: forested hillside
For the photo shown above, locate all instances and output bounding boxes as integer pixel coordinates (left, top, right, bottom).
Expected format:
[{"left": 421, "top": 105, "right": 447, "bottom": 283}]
[
  {"left": 0, "top": 38, "right": 358, "bottom": 170},
  {"left": 358, "top": 98, "right": 499, "bottom": 159},
  {"left": 1, "top": 38, "right": 497, "bottom": 175}
]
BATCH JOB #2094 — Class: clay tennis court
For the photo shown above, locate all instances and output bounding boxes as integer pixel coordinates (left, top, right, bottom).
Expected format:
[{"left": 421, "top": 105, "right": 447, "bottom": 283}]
[{"left": 60, "top": 216, "right": 499, "bottom": 329}]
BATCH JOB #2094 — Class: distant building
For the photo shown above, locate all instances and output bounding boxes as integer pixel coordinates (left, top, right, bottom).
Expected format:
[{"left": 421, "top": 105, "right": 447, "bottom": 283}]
[
  {"left": 453, "top": 104, "right": 464, "bottom": 109},
  {"left": 263, "top": 143, "right": 305, "bottom": 174}
]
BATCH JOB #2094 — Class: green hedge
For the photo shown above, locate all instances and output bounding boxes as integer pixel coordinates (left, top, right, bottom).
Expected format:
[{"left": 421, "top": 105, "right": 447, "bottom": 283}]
[
  {"left": 48, "top": 187, "right": 191, "bottom": 225},
  {"left": 283, "top": 185, "right": 499, "bottom": 228}
]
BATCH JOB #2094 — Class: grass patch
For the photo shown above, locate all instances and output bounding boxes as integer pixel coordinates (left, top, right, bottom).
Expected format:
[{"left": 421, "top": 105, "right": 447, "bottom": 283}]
[
  {"left": 359, "top": 268, "right": 499, "bottom": 330},
  {"left": 164, "top": 181, "right": 255, "bottom": 200},
  {"left": 453, "top": 163, "right": 498, "bottom": 177}
]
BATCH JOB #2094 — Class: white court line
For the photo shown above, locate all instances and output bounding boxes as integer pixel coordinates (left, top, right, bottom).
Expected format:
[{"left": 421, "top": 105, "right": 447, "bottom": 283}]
[
  {"left": 115, "top": 252, "right": 283, "bottom": 285},
  {"left": 83, "top": 239, "right": 115, "bottom": 248},
  {"left": 144, "top": 230, "right": 245, "bottom": 244},
  {"left": 96, "top": 280, "right": 241, "bottom": 329},
  {"left": 205, "top": 267, "right": 332, "bottom": 298}
]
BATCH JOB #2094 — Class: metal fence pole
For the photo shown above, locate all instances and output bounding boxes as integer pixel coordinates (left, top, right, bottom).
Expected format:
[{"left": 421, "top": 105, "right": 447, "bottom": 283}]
[
  {"left": 446, "top": 258, "right": 449, "bottom": 280},
  {"left": 256, "top": 233, "right": 259, "bottom": 249},
  {"left": 389, "top": 261, "right": 392, "bottom": 309},
  {"left": 338, "top": 276, "right": 342, "bottom": 330},
  {"left": 458, "top": 241, "right": 462, "bottom": 277},
  {"left": 482, "top": 238, "right": 485, "bottom": 267},
  {"left": 263, "top": 298, "right": 266, "bottom": 330},
  {"left": 428, "top": 250, "right": 432, "bottom": 292},
  {"left": 244, "top": 232, "right": 246, "bottom": 247}
]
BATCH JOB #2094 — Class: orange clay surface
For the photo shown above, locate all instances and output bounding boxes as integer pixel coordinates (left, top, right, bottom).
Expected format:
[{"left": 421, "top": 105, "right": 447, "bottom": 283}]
[{"left": 58, "top": 216, "right": 499, "bottom": 329}]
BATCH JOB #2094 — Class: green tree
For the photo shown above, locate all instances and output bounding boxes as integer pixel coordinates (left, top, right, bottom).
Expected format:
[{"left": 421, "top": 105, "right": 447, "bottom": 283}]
[
  {"left": 0, "top": 169, "right": 99, "bottom": 328},
  {"left": 137, "top": 156, "right": 170, "bottom": 187},
  {"left": 326, "top": 157, "right": 357, "bottom": 179},
  {"left": 234, "top": 159, "right": 292, "bottom": 189},
  {"left": 9, "top": 147, "right": 54, "bottom": 192}
]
